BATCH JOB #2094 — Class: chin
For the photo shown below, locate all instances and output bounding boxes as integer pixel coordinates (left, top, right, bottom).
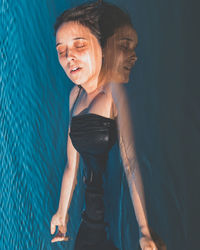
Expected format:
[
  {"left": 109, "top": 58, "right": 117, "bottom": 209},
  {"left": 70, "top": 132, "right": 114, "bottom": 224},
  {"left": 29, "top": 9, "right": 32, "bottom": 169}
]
[
  {"left": 73, "top": 82, "right": 82, "bottom": 87},
  {"left": 122, "top": 77, "right": 129, "bottom": 84},
  {"left": 118, "top": 76, "right": 129, "bottom": 84},
  {"left": 69, "top": 77, "right": 85, "bottom": 86},
  {"left": 114, "top": 70, "right": 130, "bottom": 84}
]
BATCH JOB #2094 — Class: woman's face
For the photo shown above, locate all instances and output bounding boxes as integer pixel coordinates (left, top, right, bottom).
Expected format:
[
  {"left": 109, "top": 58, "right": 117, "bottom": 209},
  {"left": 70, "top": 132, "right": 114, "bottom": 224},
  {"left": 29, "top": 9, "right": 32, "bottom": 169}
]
[
  {"left": 103, "top": 25, "right": 138, "bottom": 83},
  {"left": 56, "top": 21, "right": 102, "bottom": 86}
]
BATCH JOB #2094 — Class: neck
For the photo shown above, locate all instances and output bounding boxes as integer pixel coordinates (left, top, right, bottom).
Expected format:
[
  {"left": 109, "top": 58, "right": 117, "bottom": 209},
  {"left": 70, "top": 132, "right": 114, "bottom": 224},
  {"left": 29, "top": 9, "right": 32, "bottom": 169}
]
[
  {"left": 98, "top": 65, "right": 111, "bottom": 86},
  {"left": 80, "top": 76, "right": 106, "bottom": 95}
]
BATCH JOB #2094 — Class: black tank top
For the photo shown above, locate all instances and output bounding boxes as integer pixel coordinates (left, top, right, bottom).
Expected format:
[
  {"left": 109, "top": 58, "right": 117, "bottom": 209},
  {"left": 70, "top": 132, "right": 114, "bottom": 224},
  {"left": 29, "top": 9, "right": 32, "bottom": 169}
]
[
  {"left": 69, "top": 86, "right": 117, "bottom": 191},
  {"left": 70, "top": 113, "right": 117, "bottom": 191},
  {"left": 69, "top": 87, "right": 119, "bottom": 250}
]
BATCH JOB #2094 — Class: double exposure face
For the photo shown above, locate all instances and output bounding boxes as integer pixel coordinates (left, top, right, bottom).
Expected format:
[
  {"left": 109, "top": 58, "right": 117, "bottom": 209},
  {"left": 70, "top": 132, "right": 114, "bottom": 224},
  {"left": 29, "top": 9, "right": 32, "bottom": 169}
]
[{"left": 103, "top": 25, "right": 138, "bottom": 83}]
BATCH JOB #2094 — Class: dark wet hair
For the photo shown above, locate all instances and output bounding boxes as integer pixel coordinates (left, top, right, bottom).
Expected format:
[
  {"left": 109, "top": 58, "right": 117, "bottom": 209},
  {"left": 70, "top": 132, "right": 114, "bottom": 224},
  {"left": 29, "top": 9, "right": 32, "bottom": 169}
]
[
  {"left": 54, "top": 2, "right": 101, "bottom": 42},
  {"left": 54, "top": 1, "right": 133, "bottom": 48},
  {"left": 99, "top": 2, "right": 133, "bottom": 47}
]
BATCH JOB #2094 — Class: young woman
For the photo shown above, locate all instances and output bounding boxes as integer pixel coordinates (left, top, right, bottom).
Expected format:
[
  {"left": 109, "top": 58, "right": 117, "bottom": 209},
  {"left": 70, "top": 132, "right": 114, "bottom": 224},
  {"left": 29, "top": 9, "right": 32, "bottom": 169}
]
[{"left": 50, "top": 2, "right": 157, "bottom": 249}]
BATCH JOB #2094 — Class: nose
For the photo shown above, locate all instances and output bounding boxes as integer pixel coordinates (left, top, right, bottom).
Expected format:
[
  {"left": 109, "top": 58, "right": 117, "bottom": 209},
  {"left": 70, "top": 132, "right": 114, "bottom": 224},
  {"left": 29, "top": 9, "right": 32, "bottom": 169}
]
[
  {"left": 130, "top": 49, "right": 136, "bottom": 57},
  {"left": 129, "top": 50, "right": 137, "bottom": 62},
  {"left": 66, "top": 49, "right": 76, "bottom": 61}
]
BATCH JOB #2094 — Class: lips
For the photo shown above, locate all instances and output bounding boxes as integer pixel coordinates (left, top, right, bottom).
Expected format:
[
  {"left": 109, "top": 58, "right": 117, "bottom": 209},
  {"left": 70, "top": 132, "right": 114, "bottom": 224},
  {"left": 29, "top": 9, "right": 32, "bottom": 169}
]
[
  {"left": 132, "top": 56, "right": 138, "bottom": 62},
  {"left": 124, "top": 57, "right": 138, "bottom": 71},
  {"left": 69, "top": 66, "right": 82, "bottom": 74},
  {"left": 124, "top": 64, "right": 134, "bottom": 71},
  {"left": 124, "top": 66, "right": 132, "bottom": 71},
  {"left": 70, "top": 66, "right": 81, "bottom": 73}
]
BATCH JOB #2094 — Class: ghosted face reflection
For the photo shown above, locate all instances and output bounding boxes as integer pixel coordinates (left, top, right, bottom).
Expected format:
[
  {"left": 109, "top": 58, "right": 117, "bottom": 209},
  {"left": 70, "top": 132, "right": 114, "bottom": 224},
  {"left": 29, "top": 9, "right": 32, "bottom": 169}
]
[
  {"left": 56, "top": 21, "right": 102, "bottom": 86},
  {"left": 103, "top": 25, "right": 138, "bottom": 83}
]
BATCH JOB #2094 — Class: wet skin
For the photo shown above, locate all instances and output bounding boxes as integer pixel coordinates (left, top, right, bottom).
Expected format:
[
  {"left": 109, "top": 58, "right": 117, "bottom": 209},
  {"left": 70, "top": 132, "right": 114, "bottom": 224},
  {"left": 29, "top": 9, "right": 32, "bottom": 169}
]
[{"left": 56, "top": 21, "right": 103, "bottom": 91}]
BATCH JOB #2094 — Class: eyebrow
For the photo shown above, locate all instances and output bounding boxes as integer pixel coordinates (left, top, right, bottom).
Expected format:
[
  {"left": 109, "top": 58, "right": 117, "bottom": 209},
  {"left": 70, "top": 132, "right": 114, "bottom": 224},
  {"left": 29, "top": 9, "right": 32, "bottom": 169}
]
[
  {"left": 56, "top": 37, "right": 87, "bottom": 47},
  {"left": 119, "top": 38, "right": 134, "bottom": 42},
  {"left": 119, "top": 38, "right": 138, "bottom": 46}
]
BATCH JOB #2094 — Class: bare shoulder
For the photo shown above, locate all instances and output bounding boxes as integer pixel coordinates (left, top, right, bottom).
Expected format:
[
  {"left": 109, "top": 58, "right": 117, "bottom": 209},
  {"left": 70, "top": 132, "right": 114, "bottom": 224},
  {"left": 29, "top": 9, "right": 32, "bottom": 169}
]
[
  {"left": 69, "top": 85, "right": 80, "bottom": 110},
  {"left": 102, "top": 83, "right": 118, "bottom": 118}
]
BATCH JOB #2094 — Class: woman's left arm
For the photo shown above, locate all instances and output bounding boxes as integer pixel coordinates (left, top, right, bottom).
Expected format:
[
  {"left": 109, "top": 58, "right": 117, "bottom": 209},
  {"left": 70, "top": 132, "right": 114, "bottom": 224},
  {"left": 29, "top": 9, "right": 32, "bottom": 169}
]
[{"left": 110, "top": 83, "right": 157, "bottom": 250}]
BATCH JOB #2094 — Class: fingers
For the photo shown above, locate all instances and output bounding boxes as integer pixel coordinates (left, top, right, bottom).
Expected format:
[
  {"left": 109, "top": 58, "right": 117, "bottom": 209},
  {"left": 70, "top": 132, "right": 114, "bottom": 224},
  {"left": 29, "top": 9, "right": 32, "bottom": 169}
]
[
  {"left": 142, "top": 247, "right": 157, "bottom": 250},
  {"left": 140, "top": 237, "right": 158, "bottom": 250},
  {"left": 58, "top": 224, "right": 67, "bottom": 234},
  {"left": 50, "top": 214, "right": 69, "bottom": 243},
  {"left": 144, "top": 244, "right": 157, "bottom": 250},
  {"left": 51, "top": 230, "right": 69, "bottom": 243},
  {"left": 50, "top": 221, "right": 56, "bottom": 235},
  {"left": 50, "top": 215, "right": 67, "bottom": 235},
  {"left": 51, "top": 236, "right": 69, "bottom": 243}
]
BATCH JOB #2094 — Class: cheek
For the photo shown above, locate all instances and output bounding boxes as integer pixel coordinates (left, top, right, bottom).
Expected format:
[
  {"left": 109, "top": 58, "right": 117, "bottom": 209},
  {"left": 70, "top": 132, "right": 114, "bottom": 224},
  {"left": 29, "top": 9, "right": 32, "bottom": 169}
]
[
  {"left": 95, "top": 49, "right": 103, "bottom": 71},
  {"left": 84, "top": 49, "right": 102, "bottom": 73},
  {"left": 58, "top": 56, "right": 67, "bottom": 67},
  {"left": 114, "top": 50, "right": 126, "bottom": 66}
]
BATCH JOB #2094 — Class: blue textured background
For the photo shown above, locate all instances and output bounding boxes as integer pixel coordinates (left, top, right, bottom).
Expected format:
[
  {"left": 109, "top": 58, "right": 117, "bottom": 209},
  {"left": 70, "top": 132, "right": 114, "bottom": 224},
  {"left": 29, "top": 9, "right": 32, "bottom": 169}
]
[{"left": 1, "top": 0, "right": 199, "bottom": 249}]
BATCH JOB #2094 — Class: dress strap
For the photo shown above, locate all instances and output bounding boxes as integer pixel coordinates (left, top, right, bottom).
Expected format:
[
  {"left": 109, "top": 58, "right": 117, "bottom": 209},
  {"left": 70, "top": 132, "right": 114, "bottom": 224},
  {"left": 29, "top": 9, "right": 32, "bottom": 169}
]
[{"left": 70, "top": 85, "right": 83, "bottom": 121}]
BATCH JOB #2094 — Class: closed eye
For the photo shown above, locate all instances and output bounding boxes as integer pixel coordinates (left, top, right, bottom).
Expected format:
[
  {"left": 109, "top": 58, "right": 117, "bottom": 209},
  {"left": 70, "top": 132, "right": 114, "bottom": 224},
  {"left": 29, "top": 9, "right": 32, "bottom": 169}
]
[
  {"left": 57, "top": 50, "right": 66, "bottom": 57},
  {"left": 75, "top": 43, "right": 87, "bottom": 50},
  {"left": 58, "top": 51, "right": 65, "bottom": 55},
  {"left": 120, "top": 45, "right": 129, "bottom": 50},
  {"left": 74, "top": 40, "right": 87, "bottom": 49},
  {"left": 56, "top": 45, "right": 66, "bottom": 56},
  {"left": 75, "top": 45, "right": 86, "bottom": 48}
]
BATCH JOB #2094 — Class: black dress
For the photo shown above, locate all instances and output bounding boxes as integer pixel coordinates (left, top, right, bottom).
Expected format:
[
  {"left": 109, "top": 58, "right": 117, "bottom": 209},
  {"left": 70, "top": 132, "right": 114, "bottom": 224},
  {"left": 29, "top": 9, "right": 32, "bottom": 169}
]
[{"left": 70, "top": 113, "right": 119, "bottom": 250}]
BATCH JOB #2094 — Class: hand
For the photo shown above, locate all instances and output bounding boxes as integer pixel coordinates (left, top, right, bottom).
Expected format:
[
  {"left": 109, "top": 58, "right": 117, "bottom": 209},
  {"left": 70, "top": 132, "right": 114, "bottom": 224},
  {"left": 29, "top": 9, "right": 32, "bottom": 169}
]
[
  {"left": 50, "top": 212, "right": 69, "bottom": 243},
  {"left": 139, "top": 235, "right": 158, "bottom": 250}
]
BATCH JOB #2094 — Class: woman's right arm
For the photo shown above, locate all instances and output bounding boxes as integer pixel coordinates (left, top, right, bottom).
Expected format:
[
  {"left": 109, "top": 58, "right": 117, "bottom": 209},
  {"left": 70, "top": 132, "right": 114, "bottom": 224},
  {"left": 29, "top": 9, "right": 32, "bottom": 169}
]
[
  {"left": 56, "top": 127, "right": 80, "bottom": 221},
  {"left": 51, "top": 86, "right": 80, "bottom": 242}
]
